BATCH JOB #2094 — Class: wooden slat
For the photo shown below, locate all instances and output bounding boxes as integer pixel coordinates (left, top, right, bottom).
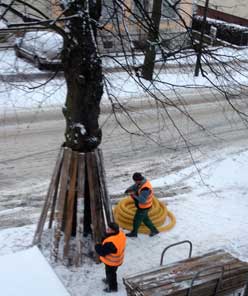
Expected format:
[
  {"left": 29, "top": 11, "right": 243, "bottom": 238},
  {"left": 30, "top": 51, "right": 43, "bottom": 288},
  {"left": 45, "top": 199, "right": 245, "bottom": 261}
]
[
  {"left": 96, "top": 148, "right": 113, "bottom": 224},
  {"left": 52, "top": 148, "right": 72, "bottom": 261},
  {"left": 95, "top": 149, "right": 108, "bottom": 229},
  {"left": 74, "top": 153, "right": 86, "bottom": 266},
  {"left": 48, "top": 159, "right": 62, "bottom": 229},
  {"left": 33, "top": 147, "right": 63, "bottom": 245},
  {"left": 86, "top": 153, "right": 97, "bottom": 243},
  {"left": 91, "top": 151, "right": 105, "bottom": 242},
  {"left": 63, "top": 151, "right": 78, "bottom": 260},
  {"left": 86, "top": 151, "right": 104, "bottom": 261}
]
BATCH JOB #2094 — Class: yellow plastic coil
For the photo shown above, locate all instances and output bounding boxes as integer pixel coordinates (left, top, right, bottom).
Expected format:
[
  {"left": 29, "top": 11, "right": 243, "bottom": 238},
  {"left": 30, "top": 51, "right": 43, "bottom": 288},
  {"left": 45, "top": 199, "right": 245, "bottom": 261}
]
[{"left": 113, "top": 196, "right": 176, "bottom": 234}]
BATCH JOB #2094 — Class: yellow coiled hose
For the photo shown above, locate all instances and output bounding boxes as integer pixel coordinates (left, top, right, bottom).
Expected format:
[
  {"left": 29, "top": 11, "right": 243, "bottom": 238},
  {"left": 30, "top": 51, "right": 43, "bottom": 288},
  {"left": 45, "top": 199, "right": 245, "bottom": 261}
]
[{"left": 113, "top": 196, "right": 176, "bottom": 234}]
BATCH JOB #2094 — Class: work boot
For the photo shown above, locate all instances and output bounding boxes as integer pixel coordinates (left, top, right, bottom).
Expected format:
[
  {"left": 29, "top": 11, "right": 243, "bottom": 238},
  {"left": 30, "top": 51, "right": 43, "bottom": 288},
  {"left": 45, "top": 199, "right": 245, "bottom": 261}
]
[
  {"left": 126, "top": 231, "right": 137, "bottom": 237},
  {"left": 103, "top": 287, "right": 118, "bottom": 293},
  {"left": 149, "top": 229, "right": 159, "bottom": 237}
]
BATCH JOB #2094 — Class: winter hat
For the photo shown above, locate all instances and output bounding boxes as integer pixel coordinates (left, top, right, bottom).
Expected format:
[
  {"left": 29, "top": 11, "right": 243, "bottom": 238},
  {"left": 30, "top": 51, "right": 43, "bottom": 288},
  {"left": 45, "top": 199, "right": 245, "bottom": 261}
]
[
  {"left": 108, "top": 222, "right": 119, "bottom": 232},
  {"left": 132, "top": 172, "right": 144, "bottom": 181}
]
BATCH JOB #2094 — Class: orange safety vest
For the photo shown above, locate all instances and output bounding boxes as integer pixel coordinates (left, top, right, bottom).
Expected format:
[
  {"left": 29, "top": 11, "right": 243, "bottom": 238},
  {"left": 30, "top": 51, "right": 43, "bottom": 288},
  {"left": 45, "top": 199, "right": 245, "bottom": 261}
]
[
  {"left": 100, "top": 230, "right": 127, "bottom": 267},
  {"left": 138, "top": 180, "right": 154, "bottom": 209}
]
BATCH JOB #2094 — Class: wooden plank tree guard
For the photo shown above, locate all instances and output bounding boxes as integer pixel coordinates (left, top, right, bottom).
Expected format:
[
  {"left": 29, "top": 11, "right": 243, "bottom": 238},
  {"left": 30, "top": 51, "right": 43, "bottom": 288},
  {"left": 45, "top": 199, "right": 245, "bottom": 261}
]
[
  {"left": 33, "top": 147, "right": 113, "bottom": 266},
  {"left": 123, "top": 249, "right": 248, "bottom": 296}
]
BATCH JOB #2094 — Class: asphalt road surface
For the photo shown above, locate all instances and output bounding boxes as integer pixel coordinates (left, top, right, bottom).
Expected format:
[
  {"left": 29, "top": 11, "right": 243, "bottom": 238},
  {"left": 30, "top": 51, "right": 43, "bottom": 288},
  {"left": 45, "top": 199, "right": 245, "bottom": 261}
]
[{"left": 1, "top": 88, "right": 248, "bottom": 229}]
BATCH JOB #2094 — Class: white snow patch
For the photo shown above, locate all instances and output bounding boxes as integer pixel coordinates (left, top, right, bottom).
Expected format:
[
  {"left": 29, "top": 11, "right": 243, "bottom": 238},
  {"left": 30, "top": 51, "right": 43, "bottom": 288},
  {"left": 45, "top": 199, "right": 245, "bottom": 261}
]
[
  {"left": 0, "top": 246, "right": 70, "bottom": 296},
  {"left": 74, "top": 123, "right": 86, "bottom": 135}
]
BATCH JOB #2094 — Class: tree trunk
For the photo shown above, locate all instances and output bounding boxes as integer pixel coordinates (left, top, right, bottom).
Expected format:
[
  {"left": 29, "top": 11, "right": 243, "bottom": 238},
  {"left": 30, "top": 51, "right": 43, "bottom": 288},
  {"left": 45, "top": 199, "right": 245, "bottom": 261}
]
[
  {"left": 142, "top": 0, "right": 162, "bottom": 81},
  {"left": 61, "top": 0, "right": 103, "bottom": 152}
]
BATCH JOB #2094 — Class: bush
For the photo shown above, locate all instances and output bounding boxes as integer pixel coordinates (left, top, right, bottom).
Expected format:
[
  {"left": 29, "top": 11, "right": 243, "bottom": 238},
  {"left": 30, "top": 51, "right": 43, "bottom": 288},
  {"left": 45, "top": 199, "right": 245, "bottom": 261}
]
[{"left": 192, "top": 16, "right": 248, "bottom": 46}]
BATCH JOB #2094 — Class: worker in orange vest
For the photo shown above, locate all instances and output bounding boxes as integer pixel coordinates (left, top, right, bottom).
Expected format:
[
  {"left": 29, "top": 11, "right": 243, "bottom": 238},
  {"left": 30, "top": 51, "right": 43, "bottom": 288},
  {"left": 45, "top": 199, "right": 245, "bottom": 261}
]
[
  {"left": 95, "top": 222, "right": 126, "bottom": 293},
  {"left": 125, "top": 172, "right": 159, "bottom": 237}
]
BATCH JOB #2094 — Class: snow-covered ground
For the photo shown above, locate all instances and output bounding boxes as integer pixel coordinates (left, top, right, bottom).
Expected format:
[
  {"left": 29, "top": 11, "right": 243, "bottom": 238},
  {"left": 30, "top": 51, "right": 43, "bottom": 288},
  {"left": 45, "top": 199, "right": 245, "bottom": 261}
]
[
  {"left": 1, "top": 148, "right": 248, "bottom": 295},
  {"left": 1, "top": 48, "right": 248, "bottom": 295}
]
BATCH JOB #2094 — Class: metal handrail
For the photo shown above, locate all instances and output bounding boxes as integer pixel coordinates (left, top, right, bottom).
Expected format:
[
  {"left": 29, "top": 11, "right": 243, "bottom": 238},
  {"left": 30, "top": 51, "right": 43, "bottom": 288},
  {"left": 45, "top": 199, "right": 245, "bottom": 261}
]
[
  {"left": 243, "top": 281, "right": 248, "bottom": 296},
  {"left": 160, "top": 240, "right": 193, "bottom": 266},
  {"left": 187, "top": 265, "right": 224, "bottom": 296}
]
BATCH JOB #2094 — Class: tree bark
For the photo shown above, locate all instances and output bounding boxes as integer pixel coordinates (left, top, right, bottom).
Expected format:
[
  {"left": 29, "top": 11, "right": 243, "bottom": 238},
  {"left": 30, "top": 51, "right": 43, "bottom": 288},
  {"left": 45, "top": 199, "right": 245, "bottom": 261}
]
[
  {"left": 142, "top": 0, "right": 162, "bottom": 81},
  {"left": 61, "top": 0, "right": 103, "bottom": 152}
]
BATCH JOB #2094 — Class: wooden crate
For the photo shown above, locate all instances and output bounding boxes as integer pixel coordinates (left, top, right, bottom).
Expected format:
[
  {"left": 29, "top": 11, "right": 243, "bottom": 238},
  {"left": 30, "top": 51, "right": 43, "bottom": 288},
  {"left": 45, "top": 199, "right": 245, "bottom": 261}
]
[{"left": 123, "top": 249, "right": 248, "bottom": 296}]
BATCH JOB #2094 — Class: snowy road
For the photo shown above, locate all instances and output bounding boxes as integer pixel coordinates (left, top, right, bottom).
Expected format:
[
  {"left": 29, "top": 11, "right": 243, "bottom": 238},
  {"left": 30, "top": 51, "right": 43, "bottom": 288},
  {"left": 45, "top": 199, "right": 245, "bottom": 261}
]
[{"left": 1, "top": 88, "right": 248, "bottom": 229}]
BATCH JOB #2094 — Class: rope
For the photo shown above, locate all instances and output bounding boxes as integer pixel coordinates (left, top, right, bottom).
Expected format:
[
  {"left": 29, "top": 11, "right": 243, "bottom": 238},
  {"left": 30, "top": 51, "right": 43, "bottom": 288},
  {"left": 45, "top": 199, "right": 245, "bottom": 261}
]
[{"left": 113, "top": 196, "right": 176, "bottom": 234}]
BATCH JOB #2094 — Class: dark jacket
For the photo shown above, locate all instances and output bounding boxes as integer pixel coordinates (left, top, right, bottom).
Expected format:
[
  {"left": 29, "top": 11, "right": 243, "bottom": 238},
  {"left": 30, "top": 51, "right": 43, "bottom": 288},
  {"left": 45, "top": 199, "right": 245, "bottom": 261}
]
[{"left": 95, "top": 232, "right": 118, "bottom": 257}]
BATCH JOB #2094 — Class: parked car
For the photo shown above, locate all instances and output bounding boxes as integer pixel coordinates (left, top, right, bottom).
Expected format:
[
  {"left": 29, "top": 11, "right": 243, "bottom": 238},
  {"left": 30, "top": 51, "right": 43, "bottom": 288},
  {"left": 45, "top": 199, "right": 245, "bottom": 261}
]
[{"left": 14, "top": 31, "right": 63, "bottom": 70}]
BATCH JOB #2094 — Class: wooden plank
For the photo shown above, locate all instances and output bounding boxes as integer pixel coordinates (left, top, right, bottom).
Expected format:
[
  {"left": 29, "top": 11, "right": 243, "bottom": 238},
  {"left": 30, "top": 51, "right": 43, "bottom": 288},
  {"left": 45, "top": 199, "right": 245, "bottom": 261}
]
[
  {"left": 48, "top": 156, "right": 62, "bottom": 229},
  {"left": 86, "top": 153, "right": 97, "bottom": 243},
  {"left": 96, "top": 148, "right": 113, "bottom": 224},
  {"left": 63, "top": 151, "right": 78, "bottom": 260},
  {"left": 95, "top": 150, "right": 108, "bottom": 234},
  {"left": 33, "top": 147, "right": 63, "bottom": 245},
  {"left": 74, "top": 153, "right": 86, "bottom": 266},
  {"left": 91, "top": 151, "right": 105, "bottom": 243},
  {"left": 52, "top": 148, "right": 72, "bottom": 261},
  {"left": 48, "top": 179, "right": 60, "bottom": 229},
  {"left": 86, "top": 152, "right": 104, "bottom": 261}
]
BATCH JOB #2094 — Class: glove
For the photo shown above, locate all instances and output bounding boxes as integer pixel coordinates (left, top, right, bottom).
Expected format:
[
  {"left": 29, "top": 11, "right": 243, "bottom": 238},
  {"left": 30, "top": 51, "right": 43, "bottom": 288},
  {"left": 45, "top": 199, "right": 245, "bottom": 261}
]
[{"left": 130, "top": 194, "right": 135, "bottom": 199}]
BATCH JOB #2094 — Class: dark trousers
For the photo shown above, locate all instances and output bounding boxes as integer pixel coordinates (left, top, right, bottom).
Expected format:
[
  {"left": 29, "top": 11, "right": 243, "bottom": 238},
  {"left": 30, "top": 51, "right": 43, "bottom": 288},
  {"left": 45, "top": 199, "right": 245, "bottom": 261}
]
[
  {"left": 105, "top": 264, "right": 118, "bottom": 291},
  {"left": 133, "top": 207, "right": 157, "bottom": 234}
]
